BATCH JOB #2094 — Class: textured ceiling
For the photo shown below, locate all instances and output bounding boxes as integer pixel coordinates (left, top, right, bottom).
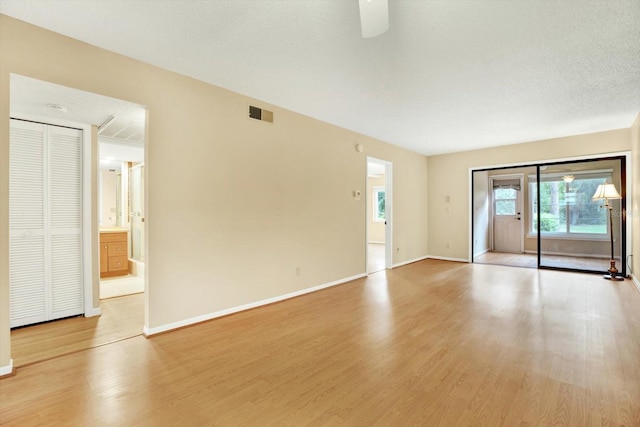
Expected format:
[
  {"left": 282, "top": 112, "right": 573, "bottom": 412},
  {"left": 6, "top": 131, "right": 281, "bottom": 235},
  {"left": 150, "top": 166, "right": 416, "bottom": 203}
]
[
  {"left": 10, "top": 75, "right": 146, "bottom": 131},
  {"left": 1, "top": 1, "right": 639, "bottom": 155}
]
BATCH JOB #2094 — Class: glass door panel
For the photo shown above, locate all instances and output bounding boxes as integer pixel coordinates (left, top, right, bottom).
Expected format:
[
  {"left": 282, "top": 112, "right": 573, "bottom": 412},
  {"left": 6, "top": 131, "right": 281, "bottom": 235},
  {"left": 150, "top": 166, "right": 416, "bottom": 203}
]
[{"left": 537, "top": 159, "right": 623, "bottom": 273}]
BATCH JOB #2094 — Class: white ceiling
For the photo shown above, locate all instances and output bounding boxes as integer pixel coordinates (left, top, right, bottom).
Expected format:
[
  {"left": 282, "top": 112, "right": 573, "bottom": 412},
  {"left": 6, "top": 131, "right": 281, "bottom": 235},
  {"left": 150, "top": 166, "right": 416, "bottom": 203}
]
[
  {"left": 10, "top": 74, "right": 145, "bottom": 128},
  {"left": 11, "top": 74, "right": 146, "bottom": 166},
  {"left": 2, "top": 1, "right": 639, "bottom": 156}
]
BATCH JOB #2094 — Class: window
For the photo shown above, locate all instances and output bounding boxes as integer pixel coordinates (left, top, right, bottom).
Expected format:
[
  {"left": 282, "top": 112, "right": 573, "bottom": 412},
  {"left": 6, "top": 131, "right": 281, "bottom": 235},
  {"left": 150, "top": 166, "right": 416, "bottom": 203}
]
[
  {"left": 494, "top": 188, "right": 517, "bottom": 215},
  {"left": 529, "top": 173, "right": 609, "bottom": 236},
  {"left": 373, "top": 186, "right": 385, "bottom": 222}
]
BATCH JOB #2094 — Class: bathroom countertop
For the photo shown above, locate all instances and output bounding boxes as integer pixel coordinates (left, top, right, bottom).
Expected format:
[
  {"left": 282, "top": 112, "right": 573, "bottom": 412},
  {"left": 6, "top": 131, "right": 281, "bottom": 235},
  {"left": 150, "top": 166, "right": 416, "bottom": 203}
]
[{"left": 99, "top": 227, "right": 128, "bottom": 233}]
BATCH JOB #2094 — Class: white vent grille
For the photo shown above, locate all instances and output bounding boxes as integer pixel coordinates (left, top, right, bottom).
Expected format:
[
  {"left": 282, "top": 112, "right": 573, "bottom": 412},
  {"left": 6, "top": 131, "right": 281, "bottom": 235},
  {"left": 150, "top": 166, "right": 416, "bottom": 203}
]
[{"left": 98, "top": 116, "right": 145, "bottom": 143}]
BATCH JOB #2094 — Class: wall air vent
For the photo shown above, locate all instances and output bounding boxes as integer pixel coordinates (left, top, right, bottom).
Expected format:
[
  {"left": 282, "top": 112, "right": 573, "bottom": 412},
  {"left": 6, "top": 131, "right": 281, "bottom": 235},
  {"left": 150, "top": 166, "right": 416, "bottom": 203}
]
[{"left": 248, "top": 105, "right": 273, "bottom": 123}]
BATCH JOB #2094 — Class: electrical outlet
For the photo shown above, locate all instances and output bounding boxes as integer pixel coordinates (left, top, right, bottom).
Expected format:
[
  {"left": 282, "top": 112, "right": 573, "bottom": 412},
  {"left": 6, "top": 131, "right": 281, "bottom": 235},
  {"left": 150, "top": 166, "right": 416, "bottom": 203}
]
[
  {"left": 446, "top": 243, "right": 450, "bottom": 249},
  {"left": 295, "top": 267, "right": 301, "bottom": 276}
]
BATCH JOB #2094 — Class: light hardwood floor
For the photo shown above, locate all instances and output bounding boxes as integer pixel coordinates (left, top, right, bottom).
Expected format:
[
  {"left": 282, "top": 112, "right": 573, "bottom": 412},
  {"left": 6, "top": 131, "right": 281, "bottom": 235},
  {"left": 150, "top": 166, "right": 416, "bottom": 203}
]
[
  {"left": 1, "top": 260, "right": 639, "bottom": 426},
  {"left": 367, "top": 242, "right": 385, "bottom": 273},
  {"left": 10, "top": 293, "right": 144, "bottom": 367},
  {"left": 475, "top": 251, "right": 612, "bottom": 271}
]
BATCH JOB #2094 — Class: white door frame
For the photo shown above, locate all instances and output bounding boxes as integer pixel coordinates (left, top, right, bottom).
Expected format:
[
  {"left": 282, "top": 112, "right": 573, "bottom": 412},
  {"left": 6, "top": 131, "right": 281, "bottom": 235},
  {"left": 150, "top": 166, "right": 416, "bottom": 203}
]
[
  {"left": 11, "top": 112, "right": 98, "bottom": 318},
  {"left": 366, "top": 157, "right": 393, "bottom": 273},
  {"left": 489, "top": 174, "right": 524, "bottom": 253}
]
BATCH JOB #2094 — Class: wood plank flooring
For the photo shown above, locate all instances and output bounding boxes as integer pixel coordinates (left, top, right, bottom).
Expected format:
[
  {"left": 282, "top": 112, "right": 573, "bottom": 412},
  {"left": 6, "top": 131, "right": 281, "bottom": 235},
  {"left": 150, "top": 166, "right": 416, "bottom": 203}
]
[
  {"left": 475, "top": 251, "right": 611, "bottom": 271},
  {"left": 1, "top": 260, "right": 639, "bottom": 426},
  {"left": 10, "top": 293, "right": 144, "bottom": 367}
]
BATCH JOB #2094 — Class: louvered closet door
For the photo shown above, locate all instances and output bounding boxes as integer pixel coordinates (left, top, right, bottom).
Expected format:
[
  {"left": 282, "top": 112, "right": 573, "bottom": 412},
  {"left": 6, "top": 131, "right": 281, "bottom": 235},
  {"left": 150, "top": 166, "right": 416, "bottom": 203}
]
[
  {"left": 49, "top": 125, "right": 83, "bottom": 320},
  {"left": 9, "top": 119, "right": 84, "bottom": 328},
  {"left": 9, "top": 120, "right": 47, "bottom": 327}
]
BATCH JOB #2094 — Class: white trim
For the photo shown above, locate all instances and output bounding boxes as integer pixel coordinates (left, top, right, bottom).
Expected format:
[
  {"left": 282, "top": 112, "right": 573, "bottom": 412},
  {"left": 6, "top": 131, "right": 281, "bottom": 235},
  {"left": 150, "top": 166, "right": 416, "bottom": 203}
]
[
  {"left": 428, "top": 255, "right": 470, "bottom": 263},
  {"left": 143, "top": 273, "right": 367, "bottom": 337},
  {"left": 84, "top": 307, "right": 102, "bottom": 317},
  {"left": 524, "top": 249, "right": 611, "bottom": 259},
  {"left": 0, "top": 359, "right": 14, "bottom": 377},
  {"left": 631, "top": 274, "right": 640, "bottom": 294},
  {"left": 474, "top": 248, "right": 490, "bottom": 257},
  {"left": 392, "top": 255, "right": 429, "bottom": 268},
  {"left": 12, "top": 112, "right": 96, "bottom": 319},
  {"left": 367, "top": 241, "right": 385, "bottom": 245}
]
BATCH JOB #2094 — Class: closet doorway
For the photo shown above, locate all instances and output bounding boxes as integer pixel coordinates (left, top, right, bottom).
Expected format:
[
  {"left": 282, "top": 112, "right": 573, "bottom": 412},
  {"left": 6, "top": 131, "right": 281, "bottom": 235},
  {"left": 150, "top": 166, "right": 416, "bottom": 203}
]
[
  {"left": 9, "top": 74, "right": 147, "bottom": 367},
  {"left": 472, "top": 155, "right": 628, "bottom": 276}
]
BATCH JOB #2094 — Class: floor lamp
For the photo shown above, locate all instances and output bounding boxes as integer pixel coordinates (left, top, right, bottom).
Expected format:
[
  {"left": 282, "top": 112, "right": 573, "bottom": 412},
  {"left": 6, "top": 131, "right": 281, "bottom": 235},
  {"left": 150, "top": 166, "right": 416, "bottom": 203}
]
[{"left": 592, "top": 183, "right": 624, "bottom": 281}]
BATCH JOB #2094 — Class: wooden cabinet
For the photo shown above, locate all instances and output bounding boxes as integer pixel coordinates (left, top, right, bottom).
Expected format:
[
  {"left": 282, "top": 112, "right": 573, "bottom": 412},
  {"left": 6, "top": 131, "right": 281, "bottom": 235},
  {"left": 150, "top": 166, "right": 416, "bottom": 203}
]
[{"left": 100, "top": 231, "right": 129, "bottom": 278}]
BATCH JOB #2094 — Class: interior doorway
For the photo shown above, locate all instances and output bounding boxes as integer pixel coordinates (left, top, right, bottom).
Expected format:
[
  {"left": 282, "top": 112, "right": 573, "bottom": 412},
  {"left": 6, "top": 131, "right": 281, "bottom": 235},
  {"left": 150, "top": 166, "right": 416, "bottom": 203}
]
[
  {"left": 366, "top": 158, "right": 392, "bottom": 274},
  {"left": 9, "top": 74, "right": 146, "bottom": 367}
]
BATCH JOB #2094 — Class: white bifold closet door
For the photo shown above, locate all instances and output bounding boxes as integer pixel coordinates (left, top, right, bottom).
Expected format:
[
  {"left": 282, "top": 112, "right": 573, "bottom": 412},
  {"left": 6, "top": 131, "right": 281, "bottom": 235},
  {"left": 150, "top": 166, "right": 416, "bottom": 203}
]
[{"left": 9, "top": 119, "right": 84, "bottom": 328}]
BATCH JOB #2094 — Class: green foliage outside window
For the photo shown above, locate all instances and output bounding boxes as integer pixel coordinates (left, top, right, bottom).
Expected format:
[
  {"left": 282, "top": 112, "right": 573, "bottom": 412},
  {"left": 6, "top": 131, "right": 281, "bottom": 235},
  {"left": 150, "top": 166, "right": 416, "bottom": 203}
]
[{"left": 531, "top": 177, "right": 607, "bottom": 234}]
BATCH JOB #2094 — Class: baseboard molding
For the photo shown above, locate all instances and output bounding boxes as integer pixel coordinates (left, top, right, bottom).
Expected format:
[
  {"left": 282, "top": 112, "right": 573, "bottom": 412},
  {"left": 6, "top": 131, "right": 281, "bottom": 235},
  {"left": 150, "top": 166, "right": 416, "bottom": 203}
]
[
  {"left": 0, "top": 359, "right": 14, "bottom": 378},
  {"left": 473, "top": 248, "right": 490, "bottom": 257},
  {"left": 85, "top": 306, "right": 102, "bottom": 318},
  {"left": 143, "top": 273, "right": 367, "bottom": 337},
  {"left": 392, "top": 255, "right": 429, "bottom": 268},
  {"left": 523, "top": 250, "right": 611, "bottom": 260},
  {"left": 632, "top": 274, "right": 640, "bottom": 294},
  {"left": 427, "top": 255, "right": 470, "bottom": 263},
  {"left": 367, "top": 241, "right": 385, "bottom": 245}
]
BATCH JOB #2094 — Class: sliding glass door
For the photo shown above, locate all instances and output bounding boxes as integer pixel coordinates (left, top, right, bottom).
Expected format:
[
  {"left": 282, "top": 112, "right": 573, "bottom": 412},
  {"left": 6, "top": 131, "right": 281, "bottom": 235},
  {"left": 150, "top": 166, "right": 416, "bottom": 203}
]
[
  {"left": 472, "top": 156, "right": 626, "bottom": 276},
  {"left": 535, "top": 158, "right": 625, "bottom": 273}
]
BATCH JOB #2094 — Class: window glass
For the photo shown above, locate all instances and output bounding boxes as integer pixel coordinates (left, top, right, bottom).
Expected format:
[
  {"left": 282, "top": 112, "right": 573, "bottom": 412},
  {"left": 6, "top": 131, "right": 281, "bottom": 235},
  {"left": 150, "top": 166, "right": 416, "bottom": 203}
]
[
  {"left": 494, "top": 187, "right": 517, "bottom": 216},
  {"left": 530, "top": 176, "right": 607, "bottom": 235},
  {"left": 374, "top": 187, "right": 385, "bottom": 221}
]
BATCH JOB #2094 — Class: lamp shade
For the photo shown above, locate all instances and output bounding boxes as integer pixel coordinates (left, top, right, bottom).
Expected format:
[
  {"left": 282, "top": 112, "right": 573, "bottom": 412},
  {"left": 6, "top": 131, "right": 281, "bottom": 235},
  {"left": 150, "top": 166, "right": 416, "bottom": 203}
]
[{"left": 592, "top": 183, "right": 621, "bottom": 200}]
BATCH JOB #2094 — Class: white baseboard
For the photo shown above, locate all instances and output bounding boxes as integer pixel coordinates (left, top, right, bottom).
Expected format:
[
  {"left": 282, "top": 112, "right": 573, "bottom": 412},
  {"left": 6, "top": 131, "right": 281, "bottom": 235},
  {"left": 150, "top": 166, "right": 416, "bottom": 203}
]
[
  {"left": 367, "top": 241, "right": 385, "bottom": 245},
  {"left": 473, "top": 248, "right": 490, "bottom": 257},
  {"left": 143, "top": 273, "right": 367, "bottom": 337},
  {"left": 632, "top": 274, "right": 640, "bottom": 294},
  {"left": 85, "top": 306, "right": 102, "bottom": 318},
  {"left": 0, "top": 359, "right": 14, "bottom": 377},
  {"left": 392, "top": 255, "right": 429, "bottom": 268},
  {"left": 523, "top": 250, "right": 611, "bottom": 259},
  {"left": 427, "top": 255, "right": 470, "bottom": 263}
]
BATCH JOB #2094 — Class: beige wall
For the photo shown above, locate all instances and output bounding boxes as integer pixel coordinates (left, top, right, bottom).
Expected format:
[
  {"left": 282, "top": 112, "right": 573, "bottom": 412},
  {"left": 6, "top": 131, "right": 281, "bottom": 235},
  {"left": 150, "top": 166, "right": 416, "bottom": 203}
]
[
  {"left": 632, "top": 113, "right": 640, "bottom": 283},
  {"left": 0, "top": 15, "right": 429, "bottom": 370},
  {"left": 367, "top": 174, "right": 386, "bottom": 243},
  {"left": 428, "top": 128, "right": 632, "bottom": 260}
]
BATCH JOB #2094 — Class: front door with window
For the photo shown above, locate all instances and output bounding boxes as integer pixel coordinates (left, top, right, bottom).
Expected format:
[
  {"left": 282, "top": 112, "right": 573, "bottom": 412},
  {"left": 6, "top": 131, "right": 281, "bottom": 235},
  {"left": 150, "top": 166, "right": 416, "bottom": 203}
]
[{"left": 493, "top": 183, "right": 522, "bottom": 253}]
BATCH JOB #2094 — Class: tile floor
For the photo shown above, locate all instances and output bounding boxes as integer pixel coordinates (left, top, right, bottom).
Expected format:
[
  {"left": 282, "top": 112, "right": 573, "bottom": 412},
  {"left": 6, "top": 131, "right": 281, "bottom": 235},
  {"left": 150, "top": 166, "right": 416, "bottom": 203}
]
[
  {"left": 367, "top": 243, "right": 386, "bottom": 273},
  {"left": 100, "top": 275, "right": 145, "bottom": 299}
]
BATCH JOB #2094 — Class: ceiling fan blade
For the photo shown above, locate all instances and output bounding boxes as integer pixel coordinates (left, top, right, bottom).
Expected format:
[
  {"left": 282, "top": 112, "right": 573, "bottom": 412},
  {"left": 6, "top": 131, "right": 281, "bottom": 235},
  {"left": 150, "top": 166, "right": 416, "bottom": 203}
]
[{"left": 358, "top": 0, "right": 389, "bottom": 38}]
